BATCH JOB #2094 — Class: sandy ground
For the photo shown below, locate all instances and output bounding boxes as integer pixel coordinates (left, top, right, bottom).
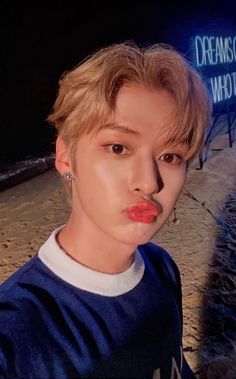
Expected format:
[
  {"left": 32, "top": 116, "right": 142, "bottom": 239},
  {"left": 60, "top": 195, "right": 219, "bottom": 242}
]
[{"left": 0, "top": 132, "right": 236, "bottom": 377}]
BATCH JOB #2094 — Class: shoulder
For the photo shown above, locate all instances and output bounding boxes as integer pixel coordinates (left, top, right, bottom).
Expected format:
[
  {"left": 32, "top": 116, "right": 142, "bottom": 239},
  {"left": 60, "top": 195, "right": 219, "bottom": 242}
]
[
  {"left": 0, "top": 255, "right": 58, "bottom": 324},
  {"left": 0, "top": 256, "right": 49, "bottom": 330},
  {"left": 139, "top": 241, "right": 176, "bottom": 263},
  {"left": 139, "top": 242, "right": 181, "bottom": 291},
  {"left": 0, "top": 255, "right": 42, "bottom": 299},
  {"left": 139, "top": 242, "right": 180, "bottom": 274},
  {"left": 140, "top": 242, "right": 183, "bottom": 324},
  {"left": 0, "top": 256, "right": 60, "bottom": 374}
]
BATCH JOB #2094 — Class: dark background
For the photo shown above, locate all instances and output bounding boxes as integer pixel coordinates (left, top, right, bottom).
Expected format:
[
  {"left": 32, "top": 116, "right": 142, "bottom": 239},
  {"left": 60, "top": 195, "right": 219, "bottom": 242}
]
[{"left": 1, "top": 0, "right": 236, "bottom": 167}]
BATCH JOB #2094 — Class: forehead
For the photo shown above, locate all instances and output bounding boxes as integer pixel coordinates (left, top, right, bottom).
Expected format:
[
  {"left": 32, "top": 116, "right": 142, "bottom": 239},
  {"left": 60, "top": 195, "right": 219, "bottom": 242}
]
[{"left": 104, "top": 85, "right": 178, "bottom": 141}]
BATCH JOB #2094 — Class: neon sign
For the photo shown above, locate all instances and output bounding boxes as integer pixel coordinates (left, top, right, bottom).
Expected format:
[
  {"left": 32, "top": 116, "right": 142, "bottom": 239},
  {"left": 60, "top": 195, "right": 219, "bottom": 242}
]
[
  {"left": 192, "top": 35, "right": 236, "bottom": 103},
  {"left": 210, "top": 72, "right": 236, "bottom": 103},
  {"left": 194, "top": 36, "right": 236, "bottom": 67}
]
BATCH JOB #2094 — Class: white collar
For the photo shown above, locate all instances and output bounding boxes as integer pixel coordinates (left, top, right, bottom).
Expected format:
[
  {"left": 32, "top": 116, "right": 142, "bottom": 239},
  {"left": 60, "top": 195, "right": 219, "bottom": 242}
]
[{"left": 38, "top": 227, "right": 145, "bottom": 297}]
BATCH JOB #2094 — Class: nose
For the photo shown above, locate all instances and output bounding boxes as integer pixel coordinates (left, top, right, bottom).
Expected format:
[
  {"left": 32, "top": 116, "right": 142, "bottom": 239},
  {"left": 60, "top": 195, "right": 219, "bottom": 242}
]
[{"left": 128, "top": 156, "right": 163, "bottom": 196}]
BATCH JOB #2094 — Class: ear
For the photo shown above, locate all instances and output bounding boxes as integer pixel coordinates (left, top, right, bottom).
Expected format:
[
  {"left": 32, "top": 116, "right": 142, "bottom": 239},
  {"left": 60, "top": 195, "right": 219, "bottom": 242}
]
[{"left": 55, "top": 136, "right": 72, "bottom": 176}]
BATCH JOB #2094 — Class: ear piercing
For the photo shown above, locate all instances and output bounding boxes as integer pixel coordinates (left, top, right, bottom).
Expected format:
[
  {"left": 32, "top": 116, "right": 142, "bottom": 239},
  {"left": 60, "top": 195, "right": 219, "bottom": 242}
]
[
  {"left": 62, "top": 171, "right": 74, "bottom": 181},
  {"left": 173, "top": 207, "right": 180, "bottom": 224}
]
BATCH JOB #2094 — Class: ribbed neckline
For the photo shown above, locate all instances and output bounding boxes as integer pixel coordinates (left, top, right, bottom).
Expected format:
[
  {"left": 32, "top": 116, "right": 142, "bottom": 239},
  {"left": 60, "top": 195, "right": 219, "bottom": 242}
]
[{"left": 38, "top": 227, "right": 145, "bottom": 297}]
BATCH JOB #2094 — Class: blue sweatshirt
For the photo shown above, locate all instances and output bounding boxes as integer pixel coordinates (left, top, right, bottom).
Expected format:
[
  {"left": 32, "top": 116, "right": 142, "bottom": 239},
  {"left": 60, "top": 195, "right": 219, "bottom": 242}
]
[{"left": 0, "top": 228, "right": 195, "bottom": 379}]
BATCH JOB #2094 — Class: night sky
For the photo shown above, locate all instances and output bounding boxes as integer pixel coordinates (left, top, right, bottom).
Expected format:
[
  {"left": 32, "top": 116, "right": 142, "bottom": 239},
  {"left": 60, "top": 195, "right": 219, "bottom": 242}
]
[{"left": 1, "top": 1, "right": 236, "bottom": 166}]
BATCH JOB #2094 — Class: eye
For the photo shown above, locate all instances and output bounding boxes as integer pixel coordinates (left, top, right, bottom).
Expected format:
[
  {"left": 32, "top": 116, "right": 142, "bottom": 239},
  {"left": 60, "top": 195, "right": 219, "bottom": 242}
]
[
  {"left": 107, "top": 144, "right": 129, "bottom": 155},
  {"left": 159, "top": 153, "right": 183, "bottom": 164}
]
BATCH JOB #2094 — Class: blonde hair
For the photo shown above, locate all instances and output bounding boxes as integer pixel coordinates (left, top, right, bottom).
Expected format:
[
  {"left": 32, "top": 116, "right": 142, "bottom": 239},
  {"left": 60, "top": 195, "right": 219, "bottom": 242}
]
[{"left": 48, "top": 41, "right": 212, "bottom": 168}]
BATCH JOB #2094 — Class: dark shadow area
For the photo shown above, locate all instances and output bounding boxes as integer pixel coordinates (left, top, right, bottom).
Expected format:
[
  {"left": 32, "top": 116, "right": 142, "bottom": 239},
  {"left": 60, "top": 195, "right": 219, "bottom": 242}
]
[{"left": 199, "top": 188, "right": 236, "bottom": 378}]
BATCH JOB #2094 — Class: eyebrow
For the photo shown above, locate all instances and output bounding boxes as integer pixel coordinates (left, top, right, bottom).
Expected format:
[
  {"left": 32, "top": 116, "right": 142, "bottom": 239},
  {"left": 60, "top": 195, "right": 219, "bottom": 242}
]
[{"left": 99, "top": 123, "right": 140, "bottom": 136}]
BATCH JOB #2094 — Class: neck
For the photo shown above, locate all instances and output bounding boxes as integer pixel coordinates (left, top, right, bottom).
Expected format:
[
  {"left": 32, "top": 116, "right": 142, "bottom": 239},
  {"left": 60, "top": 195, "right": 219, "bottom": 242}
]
[{"left": 57, "top": 213, "right": 137, "bottom": 274}]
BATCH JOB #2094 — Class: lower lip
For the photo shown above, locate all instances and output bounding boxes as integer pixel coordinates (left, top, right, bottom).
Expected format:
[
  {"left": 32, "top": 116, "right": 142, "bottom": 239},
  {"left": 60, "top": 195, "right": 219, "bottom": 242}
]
[{"left": 124, "top": 212, "right": 157, "bottom": 224}]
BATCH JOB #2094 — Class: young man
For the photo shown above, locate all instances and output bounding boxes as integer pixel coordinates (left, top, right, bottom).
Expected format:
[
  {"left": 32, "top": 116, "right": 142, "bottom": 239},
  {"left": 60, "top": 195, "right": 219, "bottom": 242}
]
[{"left": 0, "top": 42, "right": 211, "bottom": 378}]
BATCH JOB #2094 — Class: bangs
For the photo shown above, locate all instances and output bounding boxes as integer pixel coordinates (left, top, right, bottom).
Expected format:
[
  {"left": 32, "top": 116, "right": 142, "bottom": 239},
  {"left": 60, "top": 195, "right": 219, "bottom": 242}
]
[{"left": 157, "top": 102, "right": 206, "bottom": 163}]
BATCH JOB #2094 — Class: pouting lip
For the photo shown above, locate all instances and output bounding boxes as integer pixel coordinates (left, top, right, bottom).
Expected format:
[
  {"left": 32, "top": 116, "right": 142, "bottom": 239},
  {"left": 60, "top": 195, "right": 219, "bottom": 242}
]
[{"left": 122, "top": 201, "right": 161, "bottom": 216}]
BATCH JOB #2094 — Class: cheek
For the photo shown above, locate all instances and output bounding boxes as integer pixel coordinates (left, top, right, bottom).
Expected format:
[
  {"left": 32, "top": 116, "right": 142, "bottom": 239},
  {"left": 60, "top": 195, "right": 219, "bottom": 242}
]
[
  {"left": 96, "top": 162, "right": 123, "bottom": 183},
  {"left": 75, "top": 158, "right": 127, "bottom": 202},
  {"left": 160, "top": 167, "right": 186, "bottom": 203},
  {"left": 170, "top": 171, "right": 186, "bottom": 196}
]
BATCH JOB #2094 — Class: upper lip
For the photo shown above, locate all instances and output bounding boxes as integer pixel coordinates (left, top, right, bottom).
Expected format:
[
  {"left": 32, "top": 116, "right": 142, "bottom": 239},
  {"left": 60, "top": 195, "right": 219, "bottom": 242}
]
[{"left": 123, "top": 200, "right": 161, "bottom": 216}]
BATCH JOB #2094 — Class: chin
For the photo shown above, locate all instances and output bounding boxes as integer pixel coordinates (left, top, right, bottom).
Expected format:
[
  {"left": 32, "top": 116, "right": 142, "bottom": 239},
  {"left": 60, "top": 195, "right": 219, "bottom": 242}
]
[
  {"left": 137, "top": 220, "right": 164, "bottom": 241},
  {"left": 121, "top": 226, "right": 159, "bottom": 246}
]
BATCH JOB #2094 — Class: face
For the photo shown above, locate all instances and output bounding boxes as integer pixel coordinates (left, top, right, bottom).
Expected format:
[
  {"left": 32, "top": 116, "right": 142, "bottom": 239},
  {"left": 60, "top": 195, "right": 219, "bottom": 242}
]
[{"left": 60, "top": 86, "right": 187, "bottom": 246}]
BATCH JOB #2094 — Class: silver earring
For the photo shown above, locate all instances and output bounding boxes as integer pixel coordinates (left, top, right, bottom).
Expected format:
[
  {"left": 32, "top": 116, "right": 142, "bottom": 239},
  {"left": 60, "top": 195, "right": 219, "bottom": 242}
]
[
  {"left": 173, "top": 207, "right": 180, "bottom": 225},
  {"left": 62, "top": 171, "right": 73, "bottom": 181}
]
